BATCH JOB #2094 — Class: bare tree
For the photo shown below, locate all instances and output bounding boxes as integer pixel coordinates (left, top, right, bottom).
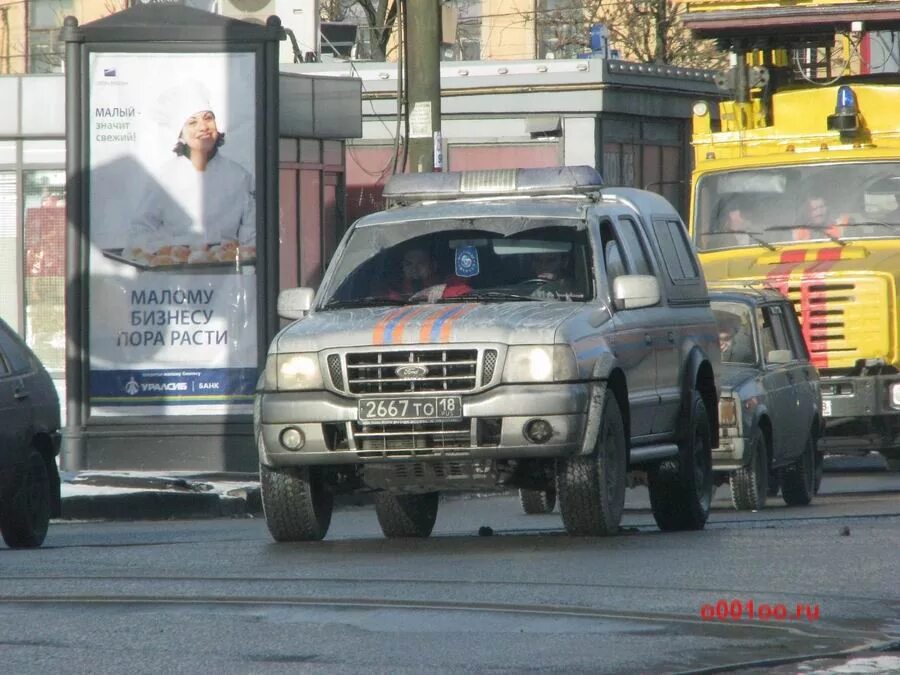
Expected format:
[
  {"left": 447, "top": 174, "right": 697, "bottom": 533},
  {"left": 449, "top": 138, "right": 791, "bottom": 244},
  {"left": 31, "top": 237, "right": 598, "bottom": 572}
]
[
  {"left": 321, "top": 0, "right": 399, "bottom": 61},
  {"left": 533, "top": 0, "right": 724, "bottom": 69}
]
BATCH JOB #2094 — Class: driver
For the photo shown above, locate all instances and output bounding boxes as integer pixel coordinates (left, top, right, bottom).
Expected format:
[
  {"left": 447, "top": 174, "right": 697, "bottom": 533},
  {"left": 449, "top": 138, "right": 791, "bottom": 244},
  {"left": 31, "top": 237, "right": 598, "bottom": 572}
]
[
  {"left": 716, "top": 311, "right": 754, "bottom": 363},
  {"left": 527, "top": 251, "right": 575, "bottom": 297}
]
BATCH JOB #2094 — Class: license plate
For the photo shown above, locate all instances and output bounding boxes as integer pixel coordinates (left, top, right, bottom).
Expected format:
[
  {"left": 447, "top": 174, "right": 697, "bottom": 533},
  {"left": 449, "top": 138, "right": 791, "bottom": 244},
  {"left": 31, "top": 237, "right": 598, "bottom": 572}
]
[
  {"left": 358, "top": 396, "right": 463, "bottom": 423},
  {"left": 822, "top": 399, "right": 833, "bottom": 417}
]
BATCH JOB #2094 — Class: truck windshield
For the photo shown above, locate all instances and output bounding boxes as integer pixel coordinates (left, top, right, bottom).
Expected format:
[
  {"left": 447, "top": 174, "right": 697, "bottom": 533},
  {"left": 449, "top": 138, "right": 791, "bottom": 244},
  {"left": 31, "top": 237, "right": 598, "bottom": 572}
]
[
  {"left": 694, "top": 162, "right": 900, "bottom": 251},
  {"left": 319, "top": 218, "right": 594, "bottom": 308}
]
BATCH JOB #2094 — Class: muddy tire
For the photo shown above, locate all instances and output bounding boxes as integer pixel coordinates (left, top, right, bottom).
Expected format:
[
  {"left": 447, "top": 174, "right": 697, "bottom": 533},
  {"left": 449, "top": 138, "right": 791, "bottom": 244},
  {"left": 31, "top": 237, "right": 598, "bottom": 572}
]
[
  {"left": 557, "top": 392, "right": 627, "bottom": 536},
  {"left": 374, "top": 492, "right": 439, "bottom": 538},
  {"left": 519, "top": 488, "right": 556, "bottom": 514},
  {"left": 782, "top": 434, "right": 815, "bottom": 506},
  {"left": 648, "top": 392, "right": 713, "bottom": 531},
  {"left": 0, "top": 450, "right": 51, "bottom": 549},
  {"left": 260, "top": 464, "right": 333, "bottom": 542},
  {"left": 813, "top": 449, "right": 824, "bottom": 495},
  {"left": 729, "top": 426, "right": 768, "bottom": 511}
]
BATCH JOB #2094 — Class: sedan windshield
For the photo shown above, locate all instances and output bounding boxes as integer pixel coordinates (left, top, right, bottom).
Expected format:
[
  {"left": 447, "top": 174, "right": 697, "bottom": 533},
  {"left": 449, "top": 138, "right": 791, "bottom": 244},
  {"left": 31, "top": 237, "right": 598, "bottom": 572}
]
[
  {"left": 318, "top": 218, "right": 594, "bottom": 308},
  {"left": 694, "top": 162, "right": 900, "bottom": 251}
]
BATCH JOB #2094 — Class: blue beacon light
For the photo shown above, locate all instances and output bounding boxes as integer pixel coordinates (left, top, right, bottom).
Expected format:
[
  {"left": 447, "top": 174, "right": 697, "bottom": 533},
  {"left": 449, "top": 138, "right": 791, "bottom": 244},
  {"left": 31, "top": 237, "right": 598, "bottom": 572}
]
[{"left": 827, "top": 85, "right": 860, "bottom": 136}]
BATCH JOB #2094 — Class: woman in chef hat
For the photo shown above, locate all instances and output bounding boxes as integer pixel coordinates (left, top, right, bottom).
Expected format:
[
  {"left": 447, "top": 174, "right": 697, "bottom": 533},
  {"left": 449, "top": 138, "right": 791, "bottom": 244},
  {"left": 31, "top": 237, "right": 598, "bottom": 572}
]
[{"left": 126, "top": 80, "right": 256, "bottom": 267}]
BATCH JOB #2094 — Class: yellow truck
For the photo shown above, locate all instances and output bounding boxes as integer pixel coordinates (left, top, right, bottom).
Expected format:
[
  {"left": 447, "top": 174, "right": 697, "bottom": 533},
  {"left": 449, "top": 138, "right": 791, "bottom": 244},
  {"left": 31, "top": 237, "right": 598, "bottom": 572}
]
[{"left": 681, "top": 0, "right": 900, "bottom": 465}]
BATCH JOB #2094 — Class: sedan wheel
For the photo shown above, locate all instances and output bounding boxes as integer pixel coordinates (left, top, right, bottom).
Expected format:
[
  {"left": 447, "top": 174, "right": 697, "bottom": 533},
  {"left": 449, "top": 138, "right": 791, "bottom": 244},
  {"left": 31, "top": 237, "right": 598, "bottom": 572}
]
[
  {"left": 0, "top": 450, "right": 51, "bottom": 549},
  {"left": 519, "top": 488, "right": 556, "bottom": 514},
  {"left": 781, "top": 434, "right": 815, "bottom": 506},
  {"left": 729, "top": 426, "right": 769, "bottom": 511}
]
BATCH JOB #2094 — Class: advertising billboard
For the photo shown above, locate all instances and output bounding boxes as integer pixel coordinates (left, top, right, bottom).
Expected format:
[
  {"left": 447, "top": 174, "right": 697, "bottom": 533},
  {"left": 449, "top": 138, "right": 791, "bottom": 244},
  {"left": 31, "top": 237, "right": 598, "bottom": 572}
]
[{"left": 87, "top": 51, "right": 258, "bottom": 416}]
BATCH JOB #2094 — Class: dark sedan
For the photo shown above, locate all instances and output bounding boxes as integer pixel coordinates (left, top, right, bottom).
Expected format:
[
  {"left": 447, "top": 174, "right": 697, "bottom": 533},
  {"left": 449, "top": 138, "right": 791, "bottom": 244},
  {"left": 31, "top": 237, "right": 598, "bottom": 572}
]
[
  {"left": 710, "top": 287, "right": 823, "bottom": 510},
  {"left": 0, "top": 317, "right": 61, "bottom": 547}
]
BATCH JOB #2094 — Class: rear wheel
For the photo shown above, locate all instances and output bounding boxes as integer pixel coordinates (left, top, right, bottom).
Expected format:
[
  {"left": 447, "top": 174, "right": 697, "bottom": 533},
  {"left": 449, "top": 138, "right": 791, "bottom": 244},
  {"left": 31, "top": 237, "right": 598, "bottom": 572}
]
[
  {"left": 782, "top": 434, "right": 815, "bottom": 506},
  {"left": 557, "top": 392, "right": 626, "bottom": 536},
  {"left": 374, "top": 492, "right": 439, "bottom": 538},
  {"left": 649, "top": 392, "right": 713, "bottom": 531},
  {"left": 729, "top": 426, "right": 769, "bottom": 511},
  {"left": 260, "top": 464, "right": 334, "bottom": 541},
  {"left": 0, "top": 450, "right": 51, "bottom": 549},
  {"left": 519, "top": 488, "right": 556, "bottom": 514}
]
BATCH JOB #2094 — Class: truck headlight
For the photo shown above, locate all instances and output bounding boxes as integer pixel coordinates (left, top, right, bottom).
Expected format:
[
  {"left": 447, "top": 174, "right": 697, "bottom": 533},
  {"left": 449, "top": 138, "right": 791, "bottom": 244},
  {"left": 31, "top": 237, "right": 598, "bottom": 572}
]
[
  {"left": 264, "top": 353, "right": 324, "bottom": 391},
  {"left": 719, "top": 397, "right": 738, "bottom": 427},
  {"left": 502, "top": 346, "right": 578, "bottom": 383},
  {"left": 890, "top": 382, "right": 900, "bottom": 409}
]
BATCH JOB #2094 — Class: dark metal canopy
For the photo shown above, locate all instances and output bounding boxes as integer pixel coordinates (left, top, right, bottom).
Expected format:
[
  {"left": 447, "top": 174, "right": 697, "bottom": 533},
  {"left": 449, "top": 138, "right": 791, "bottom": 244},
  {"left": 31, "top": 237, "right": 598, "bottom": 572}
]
[
  {"left": 682, "top": 2, "right": 900, "bottom": 41},
  {"left": 61, "top": 4, "right": 284, "bottom": 43}
]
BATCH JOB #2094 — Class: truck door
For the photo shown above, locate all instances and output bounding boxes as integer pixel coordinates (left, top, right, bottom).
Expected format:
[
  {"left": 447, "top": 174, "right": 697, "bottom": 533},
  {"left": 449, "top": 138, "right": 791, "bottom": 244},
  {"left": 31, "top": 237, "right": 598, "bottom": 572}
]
[{"left": 597, "top": 216, "right": 662, "bottom": 440}]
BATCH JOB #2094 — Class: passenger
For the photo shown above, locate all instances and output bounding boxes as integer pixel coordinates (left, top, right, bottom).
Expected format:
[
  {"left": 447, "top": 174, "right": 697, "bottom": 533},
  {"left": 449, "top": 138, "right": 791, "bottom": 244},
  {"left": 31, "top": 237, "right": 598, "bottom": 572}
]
[
  {"left": 713, "top": 196, "right": 756, "bottom": 246},
  {"left": 794, "top": 194, "right": 848, "bottom": 240},
  {"left": 716, "top": 312, "right": 755, "bottom": 364},
  {"left": 387, "top": 246, "right": 471, "bottom": 302}
]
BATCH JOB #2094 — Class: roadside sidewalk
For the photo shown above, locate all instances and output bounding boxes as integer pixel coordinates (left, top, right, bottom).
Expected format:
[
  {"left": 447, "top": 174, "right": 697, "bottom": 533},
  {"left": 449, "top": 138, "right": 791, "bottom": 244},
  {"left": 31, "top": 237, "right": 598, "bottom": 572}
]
[
  {"left": 60, "top": 471, "right": 264, "bottom": 521},
  {"left": 58, "top": 452, "right": 890, "bottom": 522}
]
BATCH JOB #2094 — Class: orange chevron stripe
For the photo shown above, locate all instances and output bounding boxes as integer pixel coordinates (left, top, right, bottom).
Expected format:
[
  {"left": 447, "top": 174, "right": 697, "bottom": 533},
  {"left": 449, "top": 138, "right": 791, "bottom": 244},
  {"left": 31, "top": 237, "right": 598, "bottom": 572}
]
[
  {"left": 387, "top": 306, "right": 430, "bottom": 344},
  {"left": 419, "top": 306, "right": 459, "bottom": 343},
  {"left": 373, "top": 307, "right": 409, "bottom": 345},
  {"left": 439, "top": 305, "right": 477, "bottom": 343}
]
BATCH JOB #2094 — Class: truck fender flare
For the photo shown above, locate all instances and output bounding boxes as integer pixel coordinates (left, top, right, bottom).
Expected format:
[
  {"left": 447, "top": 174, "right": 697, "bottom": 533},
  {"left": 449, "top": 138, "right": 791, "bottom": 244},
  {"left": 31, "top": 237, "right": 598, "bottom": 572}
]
[
  {"left": 681, "top": 346, "right": 718, "bottom": 443},
  {"left": 580, "top": 352, "right": 621, "bottom": 456}
]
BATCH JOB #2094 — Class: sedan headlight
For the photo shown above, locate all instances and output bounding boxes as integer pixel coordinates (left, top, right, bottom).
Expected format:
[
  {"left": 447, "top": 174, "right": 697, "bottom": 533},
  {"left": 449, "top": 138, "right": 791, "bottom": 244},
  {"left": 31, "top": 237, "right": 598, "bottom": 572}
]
[
  {"left": 264, "top": 353, "right": 324, "bottom": 391},
  {"left": 502, "top": 346, "right": 578, "bottom": 383}
]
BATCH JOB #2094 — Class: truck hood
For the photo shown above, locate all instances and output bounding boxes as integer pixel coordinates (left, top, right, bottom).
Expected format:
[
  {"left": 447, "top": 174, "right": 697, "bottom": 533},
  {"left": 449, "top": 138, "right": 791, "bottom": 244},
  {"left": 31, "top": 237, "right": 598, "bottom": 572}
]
[
  {"left": 701, "top": 242, "right": 900, "bottom": 281},
  {"left": 273, "top": 302, "right": 582, "bottom": 353}
]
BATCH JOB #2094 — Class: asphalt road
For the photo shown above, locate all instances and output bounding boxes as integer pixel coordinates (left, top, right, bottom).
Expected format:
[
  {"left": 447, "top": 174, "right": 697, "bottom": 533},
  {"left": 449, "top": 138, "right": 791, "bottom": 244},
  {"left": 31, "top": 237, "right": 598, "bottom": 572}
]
[{"left": 0, "top": 473, "right": 898, "bottom": 674}]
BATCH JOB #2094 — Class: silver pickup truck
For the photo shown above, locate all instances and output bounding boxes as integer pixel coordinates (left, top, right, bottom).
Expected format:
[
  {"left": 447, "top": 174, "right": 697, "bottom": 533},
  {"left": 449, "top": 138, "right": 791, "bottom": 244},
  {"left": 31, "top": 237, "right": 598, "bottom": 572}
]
[{"left": 256, "top": 167, "right": 721, "bottom": 540}]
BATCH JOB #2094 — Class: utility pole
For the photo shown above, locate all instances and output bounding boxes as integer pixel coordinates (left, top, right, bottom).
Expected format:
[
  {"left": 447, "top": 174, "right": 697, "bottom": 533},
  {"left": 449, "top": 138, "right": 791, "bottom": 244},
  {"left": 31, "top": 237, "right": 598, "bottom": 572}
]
[{"left": 404, "top": 0, "right": 442, "bottom": 172}]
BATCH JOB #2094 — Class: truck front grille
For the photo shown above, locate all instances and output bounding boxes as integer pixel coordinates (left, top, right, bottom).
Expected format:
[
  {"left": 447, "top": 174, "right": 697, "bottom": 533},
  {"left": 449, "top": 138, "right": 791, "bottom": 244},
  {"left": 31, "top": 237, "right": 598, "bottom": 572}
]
[
  {"left": 351, "top": 418, "right": 500, "bottom": 458},
  {"left": 340, "top": 349, "right": 480, "bottom": 394},
  {"left": 786, "top": 276, "right": 892, "bottom": 369}
]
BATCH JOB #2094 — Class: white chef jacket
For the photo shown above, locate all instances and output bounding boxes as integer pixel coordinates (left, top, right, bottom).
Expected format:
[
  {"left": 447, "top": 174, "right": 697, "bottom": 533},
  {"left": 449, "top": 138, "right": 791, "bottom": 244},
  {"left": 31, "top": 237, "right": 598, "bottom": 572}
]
[{"left": 128, "top": 153, "right": 256, "bottom": 251}]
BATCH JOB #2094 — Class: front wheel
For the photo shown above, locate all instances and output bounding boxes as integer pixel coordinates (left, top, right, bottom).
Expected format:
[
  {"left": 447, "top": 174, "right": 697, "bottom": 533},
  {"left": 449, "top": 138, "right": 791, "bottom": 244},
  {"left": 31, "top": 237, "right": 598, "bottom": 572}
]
[
  {"left": 557, "top": 391, "right": 627, "bottom": 536},
  {"left": 260, "top": 464, "right": 334, "bottom": 542},
  {"left": 782, "top": 434, "right": 815, "bottom": 506},
  {"left": 374, "top": 492, "right": 439, "bottom": 538},
  {"left": 0, "top": 450, "right": 51, "bottom": 549},
  {"left": 519, "top": 488, "right": 556, "bottom": 514},
  {"left": 648, "top": 392, "right": 713, "bottom": 531},
  {"left": 729, "top": 426, "right": 769, "bottom": 511}
]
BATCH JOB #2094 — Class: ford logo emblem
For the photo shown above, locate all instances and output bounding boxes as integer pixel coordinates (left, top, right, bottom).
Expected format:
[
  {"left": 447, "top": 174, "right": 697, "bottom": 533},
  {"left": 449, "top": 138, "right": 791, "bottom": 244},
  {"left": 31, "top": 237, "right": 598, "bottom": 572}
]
[{"left": 396, "top": 364, "right": 428, "bottom": 379}]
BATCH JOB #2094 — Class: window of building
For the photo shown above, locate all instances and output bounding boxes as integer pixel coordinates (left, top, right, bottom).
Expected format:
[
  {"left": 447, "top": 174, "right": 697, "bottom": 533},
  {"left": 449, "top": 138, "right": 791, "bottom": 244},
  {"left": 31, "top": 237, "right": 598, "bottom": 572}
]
[
  {"left": 28, "top": 0, "right": 73, "bottom": 73},
  {"left": 536, "top": 0, "right": 585, "bottom": 59},
  {"left": 23, "top": 169, "right": 66, "bottom": 377},
  {"left": 0, "top": 172, "right": 18, "bottom": 331}
]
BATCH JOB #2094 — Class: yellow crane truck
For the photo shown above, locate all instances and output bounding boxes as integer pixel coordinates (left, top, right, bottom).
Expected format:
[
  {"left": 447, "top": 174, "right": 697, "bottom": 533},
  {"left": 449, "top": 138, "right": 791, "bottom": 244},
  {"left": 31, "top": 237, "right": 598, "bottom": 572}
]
[{"left": 681, "top": 0, "right": 900, "bottom": 466}]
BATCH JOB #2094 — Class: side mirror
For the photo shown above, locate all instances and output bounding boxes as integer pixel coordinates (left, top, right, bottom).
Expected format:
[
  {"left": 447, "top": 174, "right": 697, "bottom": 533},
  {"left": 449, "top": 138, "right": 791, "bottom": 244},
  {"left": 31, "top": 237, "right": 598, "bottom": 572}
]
[
  {"left": 766, "top": 349, "right": 793, "bottom": 365},
  {"left": 612, "top": 275, "right": 661, "bottom": 310},
  {"left": 277, "top": 287, "right": 315, "bottom": 320}
]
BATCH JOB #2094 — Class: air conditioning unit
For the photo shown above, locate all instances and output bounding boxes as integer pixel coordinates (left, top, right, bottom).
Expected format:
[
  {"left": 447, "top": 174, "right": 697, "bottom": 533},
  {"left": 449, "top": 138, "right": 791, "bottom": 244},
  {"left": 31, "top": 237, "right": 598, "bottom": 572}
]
[{"left": 218, "top": 0, "right": 277, "bottom": 25}]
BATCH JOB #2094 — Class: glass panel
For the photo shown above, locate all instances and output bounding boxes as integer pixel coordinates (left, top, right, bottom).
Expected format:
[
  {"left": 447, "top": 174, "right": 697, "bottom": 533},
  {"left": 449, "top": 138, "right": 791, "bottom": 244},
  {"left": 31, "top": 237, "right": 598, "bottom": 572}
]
[
  {"left": 711, "top": 302, "right": 756, "bottom": 364},
  {"left": 279, "top": 138, "right": 298, "bottom": 164},
  {"left": 602, "top": 143, "right": 621, "bottom": 186},
  {"left": 23, "top": 140, "right": 66, "bottom": 164},
  {"left": 23, "top": 169, "right": 66, "bottom": 377},
  {"left": 0, "top": 141, "right": 17, "bottom": 164},
  {"left": 0, "top": 172, "right": 18, "bottom": 330},
  {"left": 322, "top": 140, "right": 343, "bottom": 166},
  {"left": 642, "top": 145, "right": 661, "bottom": 193},
  {"left": 300, "top": 169, "right": 322, "bottom": 288},
  {"left": 323, "top": 173, "right": 338, "bottom": 268},
  {"left": 279, "top": 168, "right": 298, "bottom": 291},
  {"left": 300, "top": 139, "right": 320, "bottom": 164}
]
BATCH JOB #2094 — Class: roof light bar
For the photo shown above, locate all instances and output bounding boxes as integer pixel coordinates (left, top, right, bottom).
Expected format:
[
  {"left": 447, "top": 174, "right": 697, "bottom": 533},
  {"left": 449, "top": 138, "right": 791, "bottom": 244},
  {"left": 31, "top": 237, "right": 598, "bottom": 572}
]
[{"left": 382, "top": 166, "right": 604, "bottom": 204}]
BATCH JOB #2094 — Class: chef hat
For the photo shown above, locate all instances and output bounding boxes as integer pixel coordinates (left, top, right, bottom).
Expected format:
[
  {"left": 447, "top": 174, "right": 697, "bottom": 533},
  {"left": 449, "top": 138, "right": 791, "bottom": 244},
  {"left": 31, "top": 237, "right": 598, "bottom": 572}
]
[{"left": 153, "top": 80, "right": 220, "bottom": 141}]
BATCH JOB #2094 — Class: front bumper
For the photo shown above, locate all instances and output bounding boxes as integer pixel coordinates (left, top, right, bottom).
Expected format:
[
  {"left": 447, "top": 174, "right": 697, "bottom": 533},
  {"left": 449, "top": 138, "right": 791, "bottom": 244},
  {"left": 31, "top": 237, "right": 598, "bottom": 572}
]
[
  {"left": 713, "top": 429, "right": 746, "bottom": 472},
  {"left": 820, "top": 373, "right": 900, "bottom": 455},
  {"left": 257, "top": 382, "right": 592, "bottom": 467}
]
